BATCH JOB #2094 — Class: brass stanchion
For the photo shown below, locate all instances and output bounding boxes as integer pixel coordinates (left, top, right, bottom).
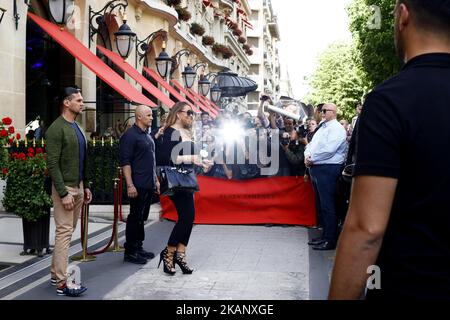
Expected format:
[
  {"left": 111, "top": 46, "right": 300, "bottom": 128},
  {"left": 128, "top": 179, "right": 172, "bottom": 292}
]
[
  {"left": 108, "top": 178, "right": 125, "bottom": 252},
  {"left": 72, "top": 203, "right": 96, "bottom": 262}
]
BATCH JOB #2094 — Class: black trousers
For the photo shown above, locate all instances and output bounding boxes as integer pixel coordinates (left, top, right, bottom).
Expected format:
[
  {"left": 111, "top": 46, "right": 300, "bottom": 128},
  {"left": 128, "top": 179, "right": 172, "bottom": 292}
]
[
  {"left": 168, "top": 191, "right": 195, "bottom": 247},
  {"left": 124, "top": 188, "right": 153, "bottom": 254}
]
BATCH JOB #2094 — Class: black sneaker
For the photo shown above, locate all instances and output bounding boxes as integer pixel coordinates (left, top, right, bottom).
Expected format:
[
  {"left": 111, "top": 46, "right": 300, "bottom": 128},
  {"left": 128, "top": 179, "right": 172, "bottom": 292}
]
[
  {"left": 137, "top": 249, "right": 155, "bottom": 260},
  {"left": 56, "top": 284, "right": 87, "bottom": 297},
  {"left": 124, "top": 253, "right": 147, "bottom": 264}
]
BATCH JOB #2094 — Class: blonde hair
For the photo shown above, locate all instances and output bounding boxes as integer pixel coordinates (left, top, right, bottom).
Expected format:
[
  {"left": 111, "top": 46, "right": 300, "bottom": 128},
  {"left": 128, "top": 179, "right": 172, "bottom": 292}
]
[
  {"left": 164, "top": 102, "right": 194, "bottom": 138},
  {"left": 164, "top": 102, "right": 189, "bottom": 128}
]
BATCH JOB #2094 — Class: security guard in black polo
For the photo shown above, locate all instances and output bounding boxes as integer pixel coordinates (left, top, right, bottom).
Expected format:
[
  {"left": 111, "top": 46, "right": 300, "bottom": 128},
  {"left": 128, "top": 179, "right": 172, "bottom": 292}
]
[{"left": 119, "top": 105, "right": 159, "bottom": 264}]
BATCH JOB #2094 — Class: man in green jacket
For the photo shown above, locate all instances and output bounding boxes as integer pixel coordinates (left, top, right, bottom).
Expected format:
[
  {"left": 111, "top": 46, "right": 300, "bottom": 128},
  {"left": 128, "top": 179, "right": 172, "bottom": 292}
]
[{"left": 45, "top": 87, "right": 92, "bottom": 297}]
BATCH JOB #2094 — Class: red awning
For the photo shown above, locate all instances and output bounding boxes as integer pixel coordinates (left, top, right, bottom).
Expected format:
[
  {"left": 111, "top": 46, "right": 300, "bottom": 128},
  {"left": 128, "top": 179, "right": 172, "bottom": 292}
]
[
  {"left": 170, "top": 80, "right": 216, "bottom": 118},
  {"left": 97, "top": 45, "right": 175, "bottom": 109},
  {"left": 142, "top": 67, "right": 200, "bottom": 113},
  {"left": 187, "top": 88, "right": 218, "bottom": 116},
  {"left": 27, "top": 12, "right": 154, "bottom": 107}
]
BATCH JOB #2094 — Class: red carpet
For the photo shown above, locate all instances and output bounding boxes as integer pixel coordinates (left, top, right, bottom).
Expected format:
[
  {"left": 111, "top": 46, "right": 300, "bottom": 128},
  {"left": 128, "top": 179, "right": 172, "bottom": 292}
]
[{"left": 160, "top": 176, "right": 317, "bottom": 226}]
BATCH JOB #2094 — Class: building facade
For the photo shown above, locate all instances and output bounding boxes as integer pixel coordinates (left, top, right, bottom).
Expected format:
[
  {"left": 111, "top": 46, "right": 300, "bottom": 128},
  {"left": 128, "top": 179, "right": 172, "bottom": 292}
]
[
  {"left": 0, "top": 0, "right": 254, "bottom": 137},
  {"left": 246, "top": 0, "right": 282, "bottom": 110}
]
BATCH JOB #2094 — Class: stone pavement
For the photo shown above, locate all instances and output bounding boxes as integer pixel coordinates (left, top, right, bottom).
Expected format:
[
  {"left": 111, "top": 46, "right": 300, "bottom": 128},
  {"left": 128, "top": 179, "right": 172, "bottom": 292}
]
[
  {"left": 104, "top": 225, "right": 310, "bottom": 300},
  {"left": 0, "top": 205, "right": 335, "bottom": 300}
]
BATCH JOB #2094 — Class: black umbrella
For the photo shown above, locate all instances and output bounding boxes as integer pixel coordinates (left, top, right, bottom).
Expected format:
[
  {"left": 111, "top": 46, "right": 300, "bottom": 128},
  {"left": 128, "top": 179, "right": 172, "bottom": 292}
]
[{"left": 215, "top": 69, "right": 258, "bottom": 97}]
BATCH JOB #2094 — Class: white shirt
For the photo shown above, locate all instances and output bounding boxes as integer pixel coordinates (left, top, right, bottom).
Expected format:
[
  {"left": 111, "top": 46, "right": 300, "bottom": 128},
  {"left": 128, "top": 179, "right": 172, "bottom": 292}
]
[{"left": 305, "top": 119, "right": 347, "bottom": 165}]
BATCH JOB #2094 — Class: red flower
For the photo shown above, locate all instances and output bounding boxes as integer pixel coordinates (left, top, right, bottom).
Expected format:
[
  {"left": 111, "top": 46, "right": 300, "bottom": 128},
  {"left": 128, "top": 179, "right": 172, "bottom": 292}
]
[
  {"left": 8, "top": 126, "right": 15, "bottom": 134},
  {"left": 36, "top": 148, "right": 43, "bottom": 154},
  {"left": 18, "top": 153, "right": 26, "bottom": 160},
  {"left": 11, "top": 152, "right": 18, "bottom": 159},
  {"left": 28, "top": 148, "right": 34, "bottom": 154},
  {"left": 16, "top": 133, "right": 21, "bottom": 140},
  {"left": 1, "top": 117, "right": 12, "bottom": 126},
  {"left": 8, "top": 138, "right": 13, "bottom": 145},
  {"left": 27, "top": 153, "right": 34, "bottom": 158},
  {"left": 2, "top": 168, "right": 8, "bottom": 176},
  {"left": 0, "top": 129, "right": 7, "bottom": 137}
]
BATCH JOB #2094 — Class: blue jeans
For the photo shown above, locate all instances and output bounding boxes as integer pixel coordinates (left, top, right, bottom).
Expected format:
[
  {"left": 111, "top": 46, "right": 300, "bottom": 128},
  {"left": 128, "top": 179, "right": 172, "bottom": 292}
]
[{"left": 310, "top": 164, "right": 343, "bottom": 243}]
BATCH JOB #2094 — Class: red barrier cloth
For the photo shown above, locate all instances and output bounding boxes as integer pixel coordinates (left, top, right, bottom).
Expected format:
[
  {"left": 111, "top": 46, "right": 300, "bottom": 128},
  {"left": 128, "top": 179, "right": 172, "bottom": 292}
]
[{"left": 160, "top": 176, "right": 317, "bottom": 226}]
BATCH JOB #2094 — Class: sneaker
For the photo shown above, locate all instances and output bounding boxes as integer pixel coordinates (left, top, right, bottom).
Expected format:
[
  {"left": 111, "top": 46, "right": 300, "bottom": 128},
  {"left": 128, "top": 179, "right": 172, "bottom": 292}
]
[
  {"left": 56, "top": 284, "right": 87, "bottom": 297},
  {"left": 50, "top": 278, "right": 57, "bottom": 286},
  {"left": 137, "top": 249, "right": 155, "bottom": 260}
]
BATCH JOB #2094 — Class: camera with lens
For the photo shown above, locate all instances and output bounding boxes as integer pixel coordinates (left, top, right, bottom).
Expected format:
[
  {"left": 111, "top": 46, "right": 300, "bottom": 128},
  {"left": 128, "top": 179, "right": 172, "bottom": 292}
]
[
  {"left": 296, "top": 124, "right": 309, "bottom": 139},
  {"left": 281, "top": 133, "right": 290, "bottom": 146}
]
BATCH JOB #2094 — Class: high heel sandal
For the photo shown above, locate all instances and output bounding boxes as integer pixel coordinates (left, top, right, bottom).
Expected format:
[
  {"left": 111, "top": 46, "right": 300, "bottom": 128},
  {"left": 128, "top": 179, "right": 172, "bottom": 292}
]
[
  {"left": 174, "top": 251, "right": 194, "bottom": 274},
  {"left": 158, "top": 248, "right": 176, "bottom": 275}
]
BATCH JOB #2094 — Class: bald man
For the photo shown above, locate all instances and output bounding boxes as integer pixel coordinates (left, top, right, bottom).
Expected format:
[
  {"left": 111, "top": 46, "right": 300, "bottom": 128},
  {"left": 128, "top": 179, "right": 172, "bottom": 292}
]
[
  {"left": 304, "top": 103, "right": 347, "bottom": 250},
  {"left": 119, "top": 105, "right": 159, "bottom": 264}
]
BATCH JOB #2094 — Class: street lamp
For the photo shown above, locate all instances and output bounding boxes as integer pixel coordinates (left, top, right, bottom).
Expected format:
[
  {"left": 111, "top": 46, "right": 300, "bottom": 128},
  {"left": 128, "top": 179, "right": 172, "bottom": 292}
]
[
  {"left": 182, "top": 64, "right": 197, "bottom": 89},
  {"left": 193, "top": 63, "right": 209, "bottom": 96},
  {"left": 155, "top": 42, "right": 173, "bottom": 79},
  {"left": 114, "top": 13, "right": 136, "bottom": 59},
  {"left": 210, "top": 83, "right": 222, "bottom": 103},
  {"left": 136, "top": 29, "right": 167, "bottom": 68},
  {"left": 89, "top": 0, "right": 130, "bottom": 50},
  {"left": 169, "top": 49, "right": 196, "bottom": 88},
  {"left": 198, "top": 75, "right": 211, "bottom": 97},
  {"left": 48, "top": 0, "right": 75, "bottom": 25}
]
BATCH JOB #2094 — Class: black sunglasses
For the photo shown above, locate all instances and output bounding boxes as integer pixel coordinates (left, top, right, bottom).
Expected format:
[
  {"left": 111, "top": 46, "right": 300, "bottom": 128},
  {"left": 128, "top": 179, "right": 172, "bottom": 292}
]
[
  {"left": 180, "top": 110, "right": 194, "bottom": 117},
  {"left": 321, "top": 109, "right": 333, "bottom": 114}
]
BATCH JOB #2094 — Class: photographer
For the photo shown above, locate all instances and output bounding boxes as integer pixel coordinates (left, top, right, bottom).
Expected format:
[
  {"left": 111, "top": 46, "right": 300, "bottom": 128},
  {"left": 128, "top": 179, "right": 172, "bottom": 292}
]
[{"left": 281, "top": 127, "right": 306, "bottom": 177}]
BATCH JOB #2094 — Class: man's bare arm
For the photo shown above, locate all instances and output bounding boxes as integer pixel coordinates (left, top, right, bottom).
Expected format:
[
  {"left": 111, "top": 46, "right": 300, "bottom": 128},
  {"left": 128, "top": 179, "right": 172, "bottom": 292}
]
[{"left": 328, "top": 176, "right": 398, "bottom": 299}]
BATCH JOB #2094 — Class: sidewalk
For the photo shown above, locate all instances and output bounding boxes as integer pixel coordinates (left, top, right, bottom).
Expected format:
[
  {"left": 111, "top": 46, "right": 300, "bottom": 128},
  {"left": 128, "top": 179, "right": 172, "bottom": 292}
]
[
  {"left": 0, "top": 204, "right": 161, "bottom": 273},
  {"left": 1, "top": 206, "right": 335, "bottom": 300},
  {"left": 6, "top": 222, "right": 318, "bottom": 300}
]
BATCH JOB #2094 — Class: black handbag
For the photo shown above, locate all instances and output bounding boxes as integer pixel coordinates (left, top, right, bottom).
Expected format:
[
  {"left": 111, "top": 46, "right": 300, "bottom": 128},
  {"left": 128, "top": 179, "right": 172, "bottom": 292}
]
[{"left": 157, "top": 165, "right": 199, "bottom": 196}]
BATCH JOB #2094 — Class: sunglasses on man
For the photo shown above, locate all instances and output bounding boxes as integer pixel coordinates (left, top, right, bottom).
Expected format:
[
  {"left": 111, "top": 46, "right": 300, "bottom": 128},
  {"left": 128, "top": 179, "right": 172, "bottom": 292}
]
[{"left": 321, "top": 109, "right": 333, "bottom": 114}]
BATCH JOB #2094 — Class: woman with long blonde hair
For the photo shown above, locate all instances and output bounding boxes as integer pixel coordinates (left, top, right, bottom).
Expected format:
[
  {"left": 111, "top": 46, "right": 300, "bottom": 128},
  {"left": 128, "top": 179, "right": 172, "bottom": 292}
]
[{"left": 154, "top": 102, "right": 211, "bottom": 275}]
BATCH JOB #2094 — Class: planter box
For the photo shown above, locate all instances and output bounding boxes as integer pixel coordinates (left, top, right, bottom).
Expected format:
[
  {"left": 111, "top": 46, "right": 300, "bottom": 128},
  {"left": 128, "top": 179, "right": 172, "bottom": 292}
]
[{"left": 21, "top": 212, "right": 51, "bottom": 257}]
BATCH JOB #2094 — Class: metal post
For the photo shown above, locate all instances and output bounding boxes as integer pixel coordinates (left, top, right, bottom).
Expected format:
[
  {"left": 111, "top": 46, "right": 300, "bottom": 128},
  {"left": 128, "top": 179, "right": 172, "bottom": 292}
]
[
  {"left": 72, "top": 204, "right": 96, "bottom": 262},
  {"left": 108, "top": 178, "right": 124, "bottom": 252}
]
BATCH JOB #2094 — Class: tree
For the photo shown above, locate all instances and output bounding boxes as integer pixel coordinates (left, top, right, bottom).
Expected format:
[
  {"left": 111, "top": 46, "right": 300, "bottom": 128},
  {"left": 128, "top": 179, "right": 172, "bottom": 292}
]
[
  {"left": 305, "top": 41, "right": 369, "bottom": 121},
  {"left": 347, "top": 0, "right": 402, "bottom": 87}
]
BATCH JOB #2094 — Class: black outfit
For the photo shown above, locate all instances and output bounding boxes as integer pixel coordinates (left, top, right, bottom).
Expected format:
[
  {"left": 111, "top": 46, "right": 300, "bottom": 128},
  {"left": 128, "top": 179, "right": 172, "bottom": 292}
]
[
  {"left": 155, "top": 127, "right": 196, "bottom": 246},
  {"left": 119, "top": 124, "right": 157, "bottom": 255},
  {"left": 354, "top": 54, "right": 450, "bottom": 300}
]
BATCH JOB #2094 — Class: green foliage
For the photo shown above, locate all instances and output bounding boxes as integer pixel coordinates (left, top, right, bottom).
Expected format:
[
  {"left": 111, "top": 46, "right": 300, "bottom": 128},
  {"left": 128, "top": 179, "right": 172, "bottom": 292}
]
[
  {"left": 3, "top": 145, "right": 52, "bottom": 222},
  {"left": 305, "top": 41, "right": 369, "bottom": 121},
  {"left": 86, "top": 140, "right": 123, "bottom": 204},
  {"left": 347, "top": 0, "right": 402, "bottom": 87}
]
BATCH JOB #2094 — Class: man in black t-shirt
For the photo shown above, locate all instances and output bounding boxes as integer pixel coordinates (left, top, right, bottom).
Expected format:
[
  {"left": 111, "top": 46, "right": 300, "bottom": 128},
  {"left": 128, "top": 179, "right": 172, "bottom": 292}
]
[{"left": 329, "top": 0, "right": 450, "bottom": 300}]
